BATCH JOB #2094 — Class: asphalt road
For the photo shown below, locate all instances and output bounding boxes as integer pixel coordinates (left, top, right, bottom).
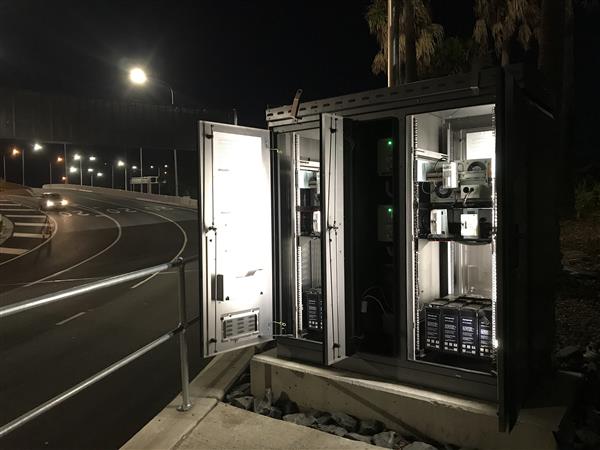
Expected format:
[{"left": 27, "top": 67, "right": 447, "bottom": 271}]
[{"left": 0, "top": 187, "right": 207, "bottom": 450}]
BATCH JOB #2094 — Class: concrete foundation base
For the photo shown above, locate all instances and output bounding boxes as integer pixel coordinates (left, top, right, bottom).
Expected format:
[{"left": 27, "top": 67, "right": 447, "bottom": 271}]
[{"left": 251, "top": 350, "right": 570, "bottom": 450}]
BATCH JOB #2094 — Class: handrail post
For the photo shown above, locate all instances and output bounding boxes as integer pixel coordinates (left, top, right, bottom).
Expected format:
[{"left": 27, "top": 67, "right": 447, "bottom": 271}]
[{"left": 176, "top": 257, "right": 192, "bottom": 412}]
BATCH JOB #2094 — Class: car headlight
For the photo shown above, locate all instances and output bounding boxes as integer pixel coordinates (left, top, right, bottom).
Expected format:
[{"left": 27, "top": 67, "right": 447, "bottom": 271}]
[
  {"left": 46, "top": 200, "right": 55, "bottom": 207},
  {"left": 60, "top": 199, "right": 68, "bottom": 206}
]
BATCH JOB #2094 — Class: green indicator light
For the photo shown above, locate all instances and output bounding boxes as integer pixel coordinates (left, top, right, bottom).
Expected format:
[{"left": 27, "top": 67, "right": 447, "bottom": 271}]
[
  {"left": 387, "top": 207, "right": 393, "bottom": 214},
  {"left": 387, "top": 139, "right": 393, "bottom": 146}
]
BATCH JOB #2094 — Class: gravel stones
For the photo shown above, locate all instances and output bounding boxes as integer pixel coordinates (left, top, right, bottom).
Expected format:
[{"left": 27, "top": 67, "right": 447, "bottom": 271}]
[
  {"left": 346, "top": 433, "right": 373, "bottom": 444},
  {"left": 372, "top": 431, "right": 397, "bottom": 448},
  {"left": 316, "top": 424, "right": 348, "bottom": 437},
  {"left": 283, "top": 413, "right": 316, "bottom": 427},
  {"left": 358, "top": 418, "right": 385, "bottom": 435},
  {"left": 330, "top": 411, "right": 358, "bottom": 432},
  {"left": 274, "top": 391, "right": 299, "bottom": 415},
  {"left": 230, "top": 395, "right": 254, "bottom": 411}
]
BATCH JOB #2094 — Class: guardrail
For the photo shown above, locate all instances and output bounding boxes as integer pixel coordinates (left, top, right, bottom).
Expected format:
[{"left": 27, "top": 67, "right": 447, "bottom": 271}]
[{"left": 0, "top": 255, "right": 198, "bottom": 438}]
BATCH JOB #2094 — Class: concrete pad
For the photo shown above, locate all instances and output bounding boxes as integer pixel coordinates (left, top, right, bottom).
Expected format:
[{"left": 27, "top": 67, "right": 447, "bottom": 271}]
[
  {"left": 122, "top": 397, "right": 217, "bottom": 450},
  {"left": 251, "top": 350, "right": 562, "bottom": 450},
  {"left": 190, "top": 346, "right": 255, "bottom": 400},
  {"left": 177, "top": 402, "right": 378, "bottom": 450}
]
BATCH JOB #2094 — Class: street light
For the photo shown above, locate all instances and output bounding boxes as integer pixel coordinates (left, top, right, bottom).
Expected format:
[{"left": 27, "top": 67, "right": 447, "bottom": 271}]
[
  {"left": 129, "top": 67, "right": 147, "bottom": 85},
  {"left": 33, "top": 143, "right": 43, "bottom": 151},
  {"left": 73, "top": 154, "right": 83, "bottom": 185},
  {"left": 89, "top": 156, "right": 96, "bottom": 161},
  {"left": 89, "top": 169, "right": 101, "bottom": 187},
  {"left": 116, "top": 160, "right": 128, "bottom": 191},
  {"left": 11, "top": 148, "right": 25, "bottom": 186},
  {"left": 128, "top": 67, "right": 178, "bottom": 196}
]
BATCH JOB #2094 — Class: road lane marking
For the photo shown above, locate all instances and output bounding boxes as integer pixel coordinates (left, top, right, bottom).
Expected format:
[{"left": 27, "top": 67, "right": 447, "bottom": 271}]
[
  {"left": 0, "top": 215, "right": 57, "bottom": 268},
  {"left": 5, "top": 215, "right": 46, "bottom": 219},
  {"left": 24, "top": 205, "right": 122, "bottom": 287},
  {"left": 0, "top": 247, "right": 28, "bottom": 255},
  {"left": 130, "top": 209, "right": 188, "bottom": 289},
  {"left": 12, "top": 232, "right": 46, "bottom": 238},
  {"left": 13, "top": 222, "right": 46, "bottom": 227},
  {"left": 0, "top": 203, "right": 20, "bottom": 206},
  {"left": 0, "top": 208, "right": 33, "bottom": 211},
  {"left": 81, "top": 196, "right": 190, "bottom": 290},
  {"left": 56, "top": 311, "right": 86, "bottom": 325}
]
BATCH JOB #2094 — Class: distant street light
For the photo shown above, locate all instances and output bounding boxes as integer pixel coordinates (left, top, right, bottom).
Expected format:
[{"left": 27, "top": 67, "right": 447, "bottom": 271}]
[
  {"left": 132, "top": 165, "right": 138, "bottom": 170},
  {"left": 69, "top": 166, "right": 78, "bottom": 173},
  {"left": 33, "top": 143, "right": 43, "bottom": 151},
  {"left": 89, "top": 156, "right": 96, "bottom": 161},
  {"left": 87, "top": 168, "right": 93, "bottom": 172},
  {"left": 116, "top": 160, "right": 128, "bottom": 191},
  {"left": 11, "top": 148, "right": 25, "bottom": 186},
  {"left": 57, "top": 156, "right": 63, "bottom": 163},
  {"left": 72, "top": 154, "right": 83, "bottom": 185}
]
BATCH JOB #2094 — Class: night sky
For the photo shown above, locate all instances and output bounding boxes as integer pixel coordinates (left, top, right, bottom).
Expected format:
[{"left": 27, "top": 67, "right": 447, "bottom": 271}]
[
  {"left": 0, "top": 0, "right": 597, "bottom": 188},
  {"left": 0, "top": 0, "right": 482, "bottom": 126}
]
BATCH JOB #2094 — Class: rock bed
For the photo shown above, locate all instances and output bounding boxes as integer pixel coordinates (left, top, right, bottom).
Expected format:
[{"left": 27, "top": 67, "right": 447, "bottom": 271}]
[
  {"left": 553, "top": 218, "right": 600, "bottom": 449},
  {"left": 224, "top": 370, "right": 445, "bottom": 450}
]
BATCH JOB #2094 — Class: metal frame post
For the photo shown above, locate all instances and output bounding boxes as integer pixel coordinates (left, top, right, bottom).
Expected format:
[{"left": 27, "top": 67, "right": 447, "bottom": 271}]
[{"left": 177, "top": 258, "right": 192, "bottom": 411}]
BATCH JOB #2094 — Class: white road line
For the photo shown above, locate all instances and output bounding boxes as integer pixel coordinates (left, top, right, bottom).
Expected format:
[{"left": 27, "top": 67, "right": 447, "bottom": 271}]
[
  {"left": 24, "top": 205, "right": 122, "bottom": 287},
  {"left": 0, "top": 208, "right": 33, "bottom": 211},
  {"left": 12, "top": 232, "right": 46, "bottom": 239},
  {"left": 0, "top": 247, "right": 28, "bottom": 255},
  {"left": 56, "top": 311, "right": 86, "bottom": 325},
  {"left": 0, "top": 203, "right": 20, "bottom": 206},
  {"left": 130, "top": 210, "right": 188, "bottom": 289},
  {"left": 82, "top": 196, "right": 189, "bottom": 290},
  {"left": 13, "top": 222, "right": 46, "bottom": 227},
  {"left": 0, "top": 215, "right": 57, "bottom": 268},
  {"left": 5, "top": 215, "right": 46, "bottom": 219}
]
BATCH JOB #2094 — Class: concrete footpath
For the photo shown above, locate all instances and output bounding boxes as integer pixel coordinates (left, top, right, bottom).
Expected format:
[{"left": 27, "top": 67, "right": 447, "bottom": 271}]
[{"left": 122, "top": 347, "right": 375, "bottom": 450}]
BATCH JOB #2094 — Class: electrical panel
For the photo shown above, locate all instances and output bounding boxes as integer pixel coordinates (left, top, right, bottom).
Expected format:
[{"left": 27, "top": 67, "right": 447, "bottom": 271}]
[{"left": 377, "top": 205, "right": 393, "bottom": 242}]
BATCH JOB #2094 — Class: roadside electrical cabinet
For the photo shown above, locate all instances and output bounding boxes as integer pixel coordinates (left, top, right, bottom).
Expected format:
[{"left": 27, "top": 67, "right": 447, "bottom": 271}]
[{"left": 197, "top": 66, "right": 559, "bottom": 431}]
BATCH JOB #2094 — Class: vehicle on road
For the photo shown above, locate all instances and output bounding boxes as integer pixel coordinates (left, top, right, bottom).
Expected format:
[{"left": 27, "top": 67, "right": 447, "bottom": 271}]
[{"left": 39, "top": 192, "right": 69, "bottom": 210}]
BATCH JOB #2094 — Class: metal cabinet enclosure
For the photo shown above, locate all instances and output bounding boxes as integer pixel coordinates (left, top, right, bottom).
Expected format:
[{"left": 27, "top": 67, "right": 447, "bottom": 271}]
[{"left": 197, "top": 66, "right": 559, "bottom": 431}]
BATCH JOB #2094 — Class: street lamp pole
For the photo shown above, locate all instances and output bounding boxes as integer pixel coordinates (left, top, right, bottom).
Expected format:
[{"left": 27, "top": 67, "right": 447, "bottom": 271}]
[
  {"left": 2, "top": 154, "right": 5, "bottom": 181},
  {"left": 49, "top": 161, "right": 52, "bottom": 184},
  {"left": 21, "top": 148, "right": 25, "bottom": 186},
  {"left": 129, "top": 68, "right": 179, "bottom": 197},
  {"left": 63, "top": 144, "right": 68, "bottom": 184}
]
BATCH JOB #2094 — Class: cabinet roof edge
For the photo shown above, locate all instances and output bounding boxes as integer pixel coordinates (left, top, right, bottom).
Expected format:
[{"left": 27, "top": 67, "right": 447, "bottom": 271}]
[{"left": 266, "top": 68, "right": 499, "bottom": 127}]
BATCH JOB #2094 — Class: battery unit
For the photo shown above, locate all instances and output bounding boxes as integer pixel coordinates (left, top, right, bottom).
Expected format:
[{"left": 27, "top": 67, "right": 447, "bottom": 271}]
[
  {"left": 441, "top": 301, "right": 468, "bottom": 353},
  {"left": 478, "top": 303, "right": 493, "bottom": 358},
  {"left": 425, "top": 299, "right": 448, "bottom": 350},
  {"left": 303, "top": 288, "right": 323, "bottom": 331},
  {"left": 459, "top": 303, "right": 481, "bottom": 356}
]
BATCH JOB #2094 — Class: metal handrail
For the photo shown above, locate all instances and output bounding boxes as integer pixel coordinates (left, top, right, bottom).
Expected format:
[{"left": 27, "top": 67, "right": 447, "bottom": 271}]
[{"left": 0, "top": 255, "right": 198, "bottom": 439}]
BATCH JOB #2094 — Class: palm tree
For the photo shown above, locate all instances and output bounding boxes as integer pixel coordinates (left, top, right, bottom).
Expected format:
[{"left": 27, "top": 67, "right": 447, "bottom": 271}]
[
  {"left": 472, "top": 0, "right": 541, "bottom": 66},
  {"left": 366, "top": 0, "right": 443, "bottom": 83}
]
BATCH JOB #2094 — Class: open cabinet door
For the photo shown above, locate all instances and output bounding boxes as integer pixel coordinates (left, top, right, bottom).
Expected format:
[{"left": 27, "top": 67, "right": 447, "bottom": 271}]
[
  {"left": 321, "top": 114, "right": 347, "bottom": 365},
  {"left": 198, "top": 122, "right": 274, "bottom": 357},
  {"left": 497, "top": 67, "right": 558, "bottom": 431}
]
